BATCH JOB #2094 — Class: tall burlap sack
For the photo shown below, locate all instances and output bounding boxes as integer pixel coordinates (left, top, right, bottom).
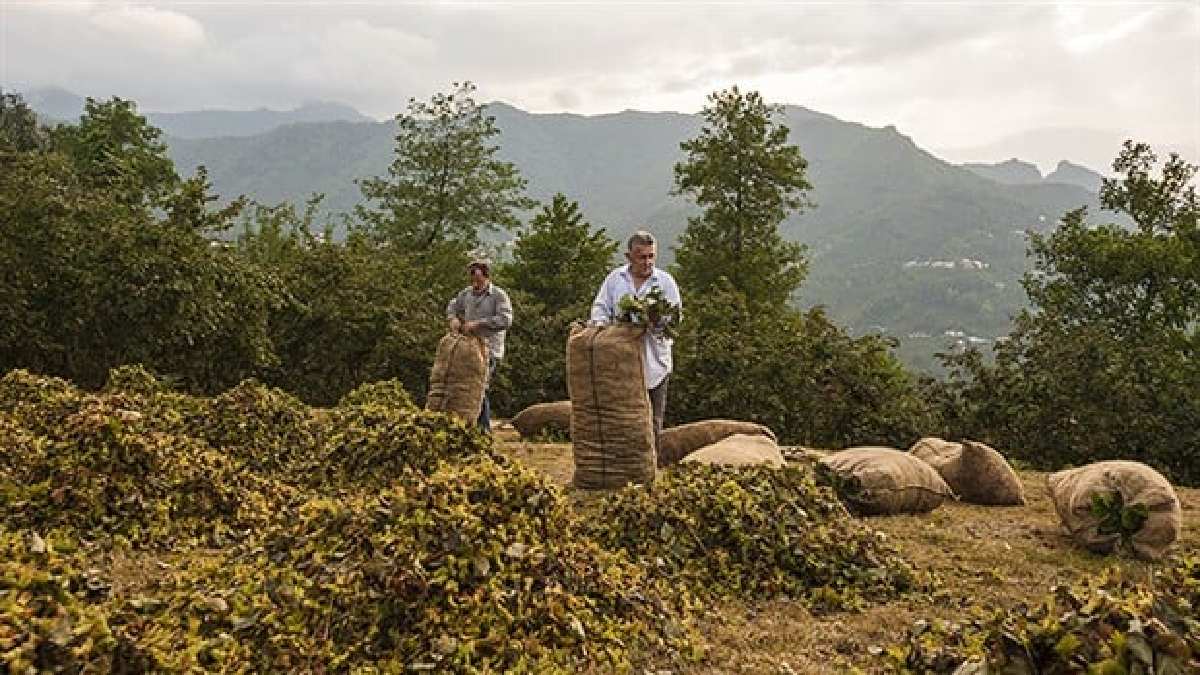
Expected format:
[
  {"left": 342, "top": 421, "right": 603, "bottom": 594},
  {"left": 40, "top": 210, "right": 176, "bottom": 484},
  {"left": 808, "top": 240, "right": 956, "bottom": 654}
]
[
  {"left": 424, "top": 332, "right": 488, "bottom": 424},
  {"left": 511, "top": 401, "right": 572, "bottom": 439},
  {"left": 657, "top": 419, "right": 777, "bottom": 467},
  {"left": 1047, "top": 460, "right": 1182, "bottom": 560},
  {"left": 909, "top": 437, "right": 1026, "bottom": 506},
  {"left": 682, "top": 434, "right": 785, "bottom": 469},
  {"left": 819, "top": 447, "right": 955, "bottom": 515},
  {"left": 567, "top": 324, "right": 656, "bottom": 489}
]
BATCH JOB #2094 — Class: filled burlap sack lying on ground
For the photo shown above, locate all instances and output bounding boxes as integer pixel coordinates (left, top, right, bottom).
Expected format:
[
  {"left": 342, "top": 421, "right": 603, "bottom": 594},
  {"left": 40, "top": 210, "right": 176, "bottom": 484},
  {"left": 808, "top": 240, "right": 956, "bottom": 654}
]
[
  {"left": 910, "top": 437, "right": 1026, "bottom": 506},
  {"left": 657, "top": 419, "right": 777, "bottom": 467},
  {"left": 424, "top": 332, "right": 488, "bottom": 424},
  {"left": 819, "top": 447, "right": 955, "bottom": 515},
  {"left": 567, "top": 324, "right": 655, "bottom": 489},
  {"left": 682, "top": 433, "right": 785, "bottom": 469},
  {"left": 1047, "top": 460, "right": 1182, "bottom": 560},
  {"left": 511, "top": 400, "right": 572, "bottom": 439}
]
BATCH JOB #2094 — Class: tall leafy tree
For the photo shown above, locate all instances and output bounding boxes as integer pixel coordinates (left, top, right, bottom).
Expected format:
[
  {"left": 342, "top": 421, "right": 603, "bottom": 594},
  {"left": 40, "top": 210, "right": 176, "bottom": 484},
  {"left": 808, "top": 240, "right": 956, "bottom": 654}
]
[
  {"left": 939, "top": 142, "right": 1199, "bottom": 484},
  {"left": 501, "top": 193, "right": 617, "bottom": 314},
  {"left": 1, "top": 93, "right": 279, "bottom": 392},
  {"left": 672, "top": 86, "right": 813, "bottom": 307},
  {"left": 50, "top": 97, "right": 180, "bottom": 211},
  {"left": 489, "top": 194, "right": 618, "bottom": 413},
  {"left": 356, "top": 81, "right": 534, "bottom": 251}
]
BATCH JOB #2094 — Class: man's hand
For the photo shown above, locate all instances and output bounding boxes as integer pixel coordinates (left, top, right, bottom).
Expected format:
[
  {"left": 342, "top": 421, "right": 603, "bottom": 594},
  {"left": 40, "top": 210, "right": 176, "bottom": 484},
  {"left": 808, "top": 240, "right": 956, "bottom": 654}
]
[
  {"left": 448, "top": 317, "right": 462, "bottom": 333},
  {"left": 463, "top": 320, "right": 482, "bottom": 334}
]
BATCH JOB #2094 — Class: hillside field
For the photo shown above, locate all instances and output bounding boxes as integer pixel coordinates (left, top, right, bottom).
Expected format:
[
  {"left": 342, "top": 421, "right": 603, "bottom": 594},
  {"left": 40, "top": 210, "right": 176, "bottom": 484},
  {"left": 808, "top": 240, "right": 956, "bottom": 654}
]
[{"left": 499, "top": 424, "right": 1200, "bottom": 673}]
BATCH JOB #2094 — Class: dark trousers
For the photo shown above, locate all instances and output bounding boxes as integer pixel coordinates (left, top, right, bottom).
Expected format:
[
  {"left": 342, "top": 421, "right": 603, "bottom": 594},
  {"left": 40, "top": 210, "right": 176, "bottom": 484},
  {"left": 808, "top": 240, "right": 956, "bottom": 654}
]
[
  {"left": 477, "top": 357, "right": 497, "bottom": 433},
  {"left": 649, "top": 375, "right": 669, "bottom": 449}
]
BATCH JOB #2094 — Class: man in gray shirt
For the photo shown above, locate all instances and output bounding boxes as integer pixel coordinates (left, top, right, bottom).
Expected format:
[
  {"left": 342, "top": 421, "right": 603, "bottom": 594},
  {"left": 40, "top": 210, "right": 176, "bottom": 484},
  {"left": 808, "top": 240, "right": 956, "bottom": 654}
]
[{"left": 446, "top": 260, "right": 513, "bottom": 432}]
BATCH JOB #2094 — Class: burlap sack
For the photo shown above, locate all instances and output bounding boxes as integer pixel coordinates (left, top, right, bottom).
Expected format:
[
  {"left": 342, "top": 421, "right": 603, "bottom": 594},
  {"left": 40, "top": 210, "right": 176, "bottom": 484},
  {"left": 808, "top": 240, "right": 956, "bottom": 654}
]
[
  {"left": 511, "top": 401, "right": 572, "bottom": 439},
  {"left": 1047, "top": 460, "right": 1182, "bottom": 560},
  {"left": 424, "top": 332, "right": 488, "bottom": 424},
  {"left": 657, "top": 419, "right": 777, "bottom": 467},
  {"left": 567, "top": 324, "right": 656, "bottom": 489},
  {"left": 909, "top": 437, "right": 1025, "bottom": 506},
  {"left": 682, "top": 434, "right": 785, "bottom": 469},
  {"left": 819, "top": 447, "right": 955, "bottom": 515}
]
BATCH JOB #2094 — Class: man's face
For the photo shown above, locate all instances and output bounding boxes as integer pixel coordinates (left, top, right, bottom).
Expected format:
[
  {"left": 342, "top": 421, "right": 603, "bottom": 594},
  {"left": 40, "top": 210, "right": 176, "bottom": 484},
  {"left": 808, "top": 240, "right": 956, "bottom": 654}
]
[
  {"left": 626, "top": 243, "right": 656, "bottom": 278},
  {"left": 470, "top": 267, "right": 489, "bottom": 291}
]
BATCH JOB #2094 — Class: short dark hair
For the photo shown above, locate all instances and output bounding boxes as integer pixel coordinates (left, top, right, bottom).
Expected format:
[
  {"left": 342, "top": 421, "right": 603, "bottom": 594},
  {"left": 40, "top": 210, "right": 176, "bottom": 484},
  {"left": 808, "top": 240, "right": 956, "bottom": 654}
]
[
  {"left": 627, "top": 230, "right": 656, "bottom": 251},
  {"left": 467, "top": 260, "right": 490, "bottom": 276}
]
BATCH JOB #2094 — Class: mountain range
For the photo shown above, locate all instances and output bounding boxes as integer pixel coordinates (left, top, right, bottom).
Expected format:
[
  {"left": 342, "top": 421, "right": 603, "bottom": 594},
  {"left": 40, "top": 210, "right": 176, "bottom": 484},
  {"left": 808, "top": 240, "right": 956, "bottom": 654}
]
[{"left": 21, "top": 87, "right": 1131, "bottom": 373}]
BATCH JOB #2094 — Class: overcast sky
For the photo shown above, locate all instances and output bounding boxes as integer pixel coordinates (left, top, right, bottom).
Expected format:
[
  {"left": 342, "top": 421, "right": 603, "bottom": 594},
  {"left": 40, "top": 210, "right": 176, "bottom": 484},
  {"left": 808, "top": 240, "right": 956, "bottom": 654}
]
[{"left": 2, "top": 0, "right": 1197, "bottom": 172}]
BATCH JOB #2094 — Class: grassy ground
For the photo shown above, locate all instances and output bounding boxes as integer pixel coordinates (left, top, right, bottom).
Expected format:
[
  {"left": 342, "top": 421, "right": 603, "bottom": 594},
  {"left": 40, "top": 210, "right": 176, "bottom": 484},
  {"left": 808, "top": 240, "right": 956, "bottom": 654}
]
[{"left": 495, "top": 424, "right": 1200, "bottom": 674}]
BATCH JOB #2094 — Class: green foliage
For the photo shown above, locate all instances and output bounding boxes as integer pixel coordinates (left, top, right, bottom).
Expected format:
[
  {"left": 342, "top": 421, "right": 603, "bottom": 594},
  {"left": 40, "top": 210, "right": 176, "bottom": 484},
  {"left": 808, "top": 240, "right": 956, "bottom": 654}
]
[
  {"left": 584, "top": 463, "right": 914, "bottom": 608},
  {"left": 887, "top": 555, "right": 1200, "bottom": 673},
  {"left": 937, "top": 143, "right": 1200, "bottom": 484},
  {"left": 1, "top": 93, "right": 279, "bottom": 394},
  {"left": 356, "top": 81, "right": 535, "bottom": 250},
  {"left": 1090, "top": 492, "right": 1150, "bottom": 545},
  {"left": 488, "top": 290, "right": 581, "bottom": 416},
  {"left": 316, "top": 404, "right": 497, "bottom": 488},
  {"left": 673, "top": 86, "right": 812, "bottom": 306},
  {"left": 194, "top": 379, "right": 316, "bottom": 473},
  {"left": 673, "top": 283, "right": 940, "bottom": 447},
  {"left": 490, "top": 196, "right": 615, "bottom": 415},
  {"left": 616, "top": 286, "right": 682, "bottom": 338},
  {"left": 237, "top": 202, "right": 449, "bottom": 406},
  {"left": 501, "top": 193, "right": 618, "bottom": 314},
  {"left": 336, "top": 378, "right": 415, "bottom": 410}
]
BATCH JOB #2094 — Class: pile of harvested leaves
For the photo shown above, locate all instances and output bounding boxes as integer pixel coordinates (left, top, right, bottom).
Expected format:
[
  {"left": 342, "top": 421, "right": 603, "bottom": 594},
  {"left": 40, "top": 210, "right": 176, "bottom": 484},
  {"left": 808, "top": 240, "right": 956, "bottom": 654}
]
[
  {"left": 0, "top": 368, "right": 706, "bottom": 671},
  {"left": 583, "top": 463, "right": 916, "bottom": 609},
  {"left": 336, "top": 377, "right": 416, "bottom": 410},
  {"left": 886, "top": 553, "right": 1200, "bottom": 673},
  {"left": 316, "top": 403, "right": 497, "bottom": 488}
]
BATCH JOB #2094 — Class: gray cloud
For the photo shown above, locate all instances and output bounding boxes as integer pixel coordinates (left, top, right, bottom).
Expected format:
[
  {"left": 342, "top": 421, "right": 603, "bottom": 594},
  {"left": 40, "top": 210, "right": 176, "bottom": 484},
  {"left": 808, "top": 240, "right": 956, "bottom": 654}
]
[{"left": 2, "top": 1, "right": 1196, "bottom": 167}]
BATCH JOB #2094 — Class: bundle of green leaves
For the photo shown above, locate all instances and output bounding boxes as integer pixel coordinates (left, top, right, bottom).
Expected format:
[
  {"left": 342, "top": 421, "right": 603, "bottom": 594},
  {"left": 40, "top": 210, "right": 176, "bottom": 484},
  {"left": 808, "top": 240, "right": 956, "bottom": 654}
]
[
  {"left": 886, "top": 555, "right": 1200, "bottom": 673},
  {"left": 616, "top": 287, "right": 681, "bottom": 338},
  {"left": 583, "top": 464, "right": 915, "bottom": 609}
]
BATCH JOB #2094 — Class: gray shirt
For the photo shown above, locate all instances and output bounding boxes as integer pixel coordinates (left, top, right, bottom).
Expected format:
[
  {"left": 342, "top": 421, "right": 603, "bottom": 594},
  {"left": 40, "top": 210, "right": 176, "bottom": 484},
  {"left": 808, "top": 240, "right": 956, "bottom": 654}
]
[{"left": 446, "top": 283, "right": 513, "bottom": 360}]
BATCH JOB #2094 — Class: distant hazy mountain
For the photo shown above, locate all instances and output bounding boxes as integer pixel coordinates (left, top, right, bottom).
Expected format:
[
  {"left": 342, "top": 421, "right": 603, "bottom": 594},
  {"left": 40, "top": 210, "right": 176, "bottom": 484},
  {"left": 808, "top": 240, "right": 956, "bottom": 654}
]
[
  {"left": 166, "top": 102, "right": 1109, "bottom": 373},
  {"left": 1044, "top": 160, "right": 1104, "bottom": 193},
  {"left": 17, "top": 86, "right": 372, "bottom": 137},
  {"left": 936, "top": 126, "right": 1198, "bottom": 178},
  {"left": 962, "top": 159, "right": 1043, "bottom": 185},
  {"left": 963, "top": 158, "right": 1105, "bottom": 194}
]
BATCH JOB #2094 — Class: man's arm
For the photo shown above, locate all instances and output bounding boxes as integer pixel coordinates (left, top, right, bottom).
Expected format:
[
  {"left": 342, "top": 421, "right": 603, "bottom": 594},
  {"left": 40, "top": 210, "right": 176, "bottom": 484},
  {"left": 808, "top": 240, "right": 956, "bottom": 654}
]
[
  {"left": 589, "top": 272, "right": 615, "bottom": 325},
  {"left": 483, "top": 289, "right": 513, "bottom": 330},
  {"left": 446, "top": 291, "right": 464, "bottom": 331}
]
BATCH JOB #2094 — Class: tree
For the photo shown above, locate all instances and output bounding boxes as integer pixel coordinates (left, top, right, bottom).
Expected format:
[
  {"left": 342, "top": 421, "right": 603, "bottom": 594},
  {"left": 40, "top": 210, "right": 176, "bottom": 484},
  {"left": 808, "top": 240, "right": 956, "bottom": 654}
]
[
  {"left": 673, "top": 86, "right": 813, "bottom": 307},
  {"left": 50, "top": 97, "right": 180, "bottom": 211},
  {"left": 486, "top": 195, "right": 619, "bottom": 414},
  {"left": 938, "top": 142, "right": 1199, "bottom": 484},
  {"left": 501, "top": 193, "right": 617, "bottom": 314},
  {"left": 355, "top": 81, "right": 534, "bottom": 251},
  {"left": 671, "top": 281, "right": 938, "bottom": 447},
  {"left": 0, "top": 93, "right": 280, "bottom": 392}
]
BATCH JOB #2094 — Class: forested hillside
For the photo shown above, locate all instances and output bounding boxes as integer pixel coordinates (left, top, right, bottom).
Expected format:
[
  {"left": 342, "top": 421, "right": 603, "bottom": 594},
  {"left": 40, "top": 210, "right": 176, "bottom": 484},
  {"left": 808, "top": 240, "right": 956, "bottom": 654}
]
[{"left": 165, "top": 103, "right": 1106, "bottom": 371}]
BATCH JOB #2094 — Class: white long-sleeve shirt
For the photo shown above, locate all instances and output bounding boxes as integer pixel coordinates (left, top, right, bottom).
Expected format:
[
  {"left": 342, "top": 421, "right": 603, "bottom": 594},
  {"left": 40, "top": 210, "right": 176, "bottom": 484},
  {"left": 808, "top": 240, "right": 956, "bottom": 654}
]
[{"left": 589, "top": 265, "right": 682, "bottom": 389}]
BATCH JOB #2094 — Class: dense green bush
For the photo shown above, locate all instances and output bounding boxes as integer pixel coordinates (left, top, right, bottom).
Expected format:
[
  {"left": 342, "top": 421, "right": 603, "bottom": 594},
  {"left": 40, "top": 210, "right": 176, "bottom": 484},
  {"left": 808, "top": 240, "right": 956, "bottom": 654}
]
[{"left": 672, "top": 284, "right": 941, "bottom": 447}]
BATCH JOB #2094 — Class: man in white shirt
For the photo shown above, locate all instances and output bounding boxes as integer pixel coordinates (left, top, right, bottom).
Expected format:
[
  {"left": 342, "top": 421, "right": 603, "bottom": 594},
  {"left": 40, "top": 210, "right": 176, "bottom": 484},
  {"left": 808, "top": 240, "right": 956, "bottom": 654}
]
[{"left": 589, "top": 230, "right": 683, "bottom": 446}]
